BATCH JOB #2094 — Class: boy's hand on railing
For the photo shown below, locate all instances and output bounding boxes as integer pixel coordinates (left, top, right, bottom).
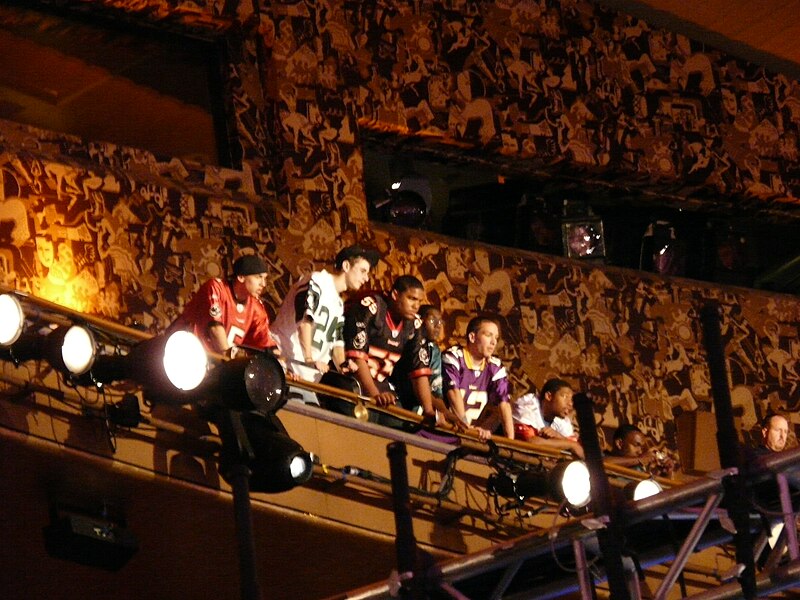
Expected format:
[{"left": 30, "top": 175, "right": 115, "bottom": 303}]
[
  {"left": 471, "top": 426, "right": 492, "bottom": 442},
  {"left": 309, "top": 359, "right": 329, "bottom": 374},
  {"left": 421, "top": 411, "right": 438, "bottom": 430},
  {"left": 371, "top": 391, "right": 397, "bottom": 407},
  {"left": 569, "top": 440, "right": 585, "bottom": 459}
]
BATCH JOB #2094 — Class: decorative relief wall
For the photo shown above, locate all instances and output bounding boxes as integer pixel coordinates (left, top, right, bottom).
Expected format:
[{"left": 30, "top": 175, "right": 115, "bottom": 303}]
[
  {"left": 260, "top": 0, "right": 800, "bottom": 452},
  {"left": 2, "top": 0, "right": 800, "bottom": 460}
]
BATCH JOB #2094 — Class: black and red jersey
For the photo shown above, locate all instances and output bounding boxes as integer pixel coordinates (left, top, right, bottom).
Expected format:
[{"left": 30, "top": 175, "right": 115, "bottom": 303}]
[{"left": 343, "top": 294, "right": 431, "bottom": 398}]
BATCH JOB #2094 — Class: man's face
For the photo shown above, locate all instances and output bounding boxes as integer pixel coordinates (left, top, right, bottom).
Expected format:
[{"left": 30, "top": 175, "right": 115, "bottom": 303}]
[
  {"left": 343, "top": 257, "right": 371, "bottom": 291},
  {"left": 392, "top": 286, "right": 424, "bottom": 320},
  {"left": 763, "top": 416, "right": 789, "bottom": 452},
  {"left": 617, "top": 431, "right": 647, "bottom": 458},
  {"left": 468, "top": 321, "right": 499, "bottom": 359},
  {"left": 545, "top": 385, "right": 574, "bottom": 419},
  {"left": 239, "top": 272, "right": 267, "bottom": 299}
]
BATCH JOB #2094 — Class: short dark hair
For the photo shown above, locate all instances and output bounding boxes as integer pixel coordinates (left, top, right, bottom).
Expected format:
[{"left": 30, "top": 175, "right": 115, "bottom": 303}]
[
  {"left": 419, "top": 304, "right": 439, "bottom": 319},
  {"left": 613, "top": 423, "right": 642, "bottom": 444},
  {"left": 540, "top": 378, "right": 571, "bottom": 399},
  {"left": 466, "top": 315, "right": 499, "bottom": 337},
  {"left": 392, "top": 275, "right": 424, "bottom": 294},
  {"left": 232, "top": 254, "right": 267, "bottom": 276},
  {"left": 334, "top": 245, "right": 380, "bottom": 270}
]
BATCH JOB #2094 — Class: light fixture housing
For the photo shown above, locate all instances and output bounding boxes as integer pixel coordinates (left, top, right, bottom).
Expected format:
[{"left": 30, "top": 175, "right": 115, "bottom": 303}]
[
  {"left": 626, "top": 478, "right": 663, "bottom": 501},
  {"left": 550, "top": 460, "right": 592, "bottom": 510},
  {"left": 49, "top": 325, "right": 97, "bottom": 377},
  {"left": 87, "top": 330, "right": 208, "bottom": 401},
  {"left": 562, "top": 218, "right": 606, "bottom": 259},
  {"left": 487, "top": 460, "right": 591, "bottom": 510},
  {"left": 0, "top": 320, "right": 98, "bottom": 379},
  {"left": 43, "top": 504, "right": 138, "bottom": 571},
  {"left": 218, "top": 411, "right": 313, "bottom": 494},
  {"left": 204, "top": 352, "right": 287, "bottom": 414},
  {"left": 376, "top": 173, "right": 431, "bottom": 228}
]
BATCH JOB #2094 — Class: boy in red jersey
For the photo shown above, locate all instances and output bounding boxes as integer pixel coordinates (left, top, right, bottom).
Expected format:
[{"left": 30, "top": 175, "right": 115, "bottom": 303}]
[{"left": 170, "top": 254, "right": 275, "bottom": 357}]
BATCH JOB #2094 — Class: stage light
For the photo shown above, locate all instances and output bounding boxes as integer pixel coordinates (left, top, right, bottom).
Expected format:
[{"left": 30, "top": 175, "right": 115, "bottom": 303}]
[
  {"left": 559, "top": 199, "right": 606, "bottom": 261},
  {"left": 0, "top": 319, "right": 98, "bottom": 379},
  {"left": 160, "top": 330, "right": 207, "bottom": 391},
  {"left": 204, "top": 352, "right": 311, "bottom": 493},
  {"left": 486, "top": 471, "right": 532, "bottom": 501},
  {"left": 487, "top": 459, "right": 592, "bottom": 510},
  {"left": 640, "top": 220, "right": 685, "bottom": 275},
  {"left": 50, "top": 325, "right": 97, "bottom": 376},
  {"left": 43, "top": 504, "right": 138, "bottom": 571},
  {"left": 204, "top": 352, "right": 286, "bottom": 414},
  {"left": 0, "top": 293, "right": 24, "bottom": 346},
  {"left": 551, "top": 460, "right": 592, "bottom": 510},
  {"left": 375, "top": 173, "right": 432, "bottom": 228},
  {"left": 562, "top": 219, "right": 606, "bottom": 259},
  {"left": 218, "top": 411, "right": 313, "bottom": 493},
  {"left": 626, "top": 478, "right": 663, "bottom": 501},
  {"left": 87, "top": 330, "right": 208, "bottom": 400}
]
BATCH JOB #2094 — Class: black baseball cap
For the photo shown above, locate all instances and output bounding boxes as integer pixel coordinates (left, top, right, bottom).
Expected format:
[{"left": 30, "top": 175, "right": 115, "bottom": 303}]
[
  {"left": 334, "top": 245, "right": 380, "bottom": 270},
  {"left": 233, "top": 254, "right": 268, "bottom": 276}
]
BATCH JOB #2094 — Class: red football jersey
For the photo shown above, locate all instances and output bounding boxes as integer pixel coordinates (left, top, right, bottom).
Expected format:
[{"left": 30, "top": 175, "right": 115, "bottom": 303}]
[{"left": 172, "top": 278, "right": 274, "bottom": 352}]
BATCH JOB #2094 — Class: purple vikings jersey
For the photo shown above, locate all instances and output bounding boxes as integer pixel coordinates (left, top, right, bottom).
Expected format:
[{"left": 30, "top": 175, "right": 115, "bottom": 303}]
[
  {"left": 344, "top": 294, "right": 431, "bottom": 393},
  {"left": 442, "top": 346, "right": 510, "bottom": 424}
]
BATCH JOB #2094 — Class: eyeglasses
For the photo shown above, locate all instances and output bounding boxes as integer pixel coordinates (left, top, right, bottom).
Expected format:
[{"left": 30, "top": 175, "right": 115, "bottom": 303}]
[{"left": 426, "top": 318, "right": 443, "bottom": 326}]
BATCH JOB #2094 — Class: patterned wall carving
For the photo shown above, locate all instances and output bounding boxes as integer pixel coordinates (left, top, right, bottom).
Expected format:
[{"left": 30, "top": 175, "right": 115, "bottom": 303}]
[
  {"left": 264, "top": 0, "right": 800, "bottom": 215},
  {"left": 259, "top": 0, "right": 800, "bottom": 453},
  {"left": 2, "top": 0, "right": 800, "bottom": 460}
]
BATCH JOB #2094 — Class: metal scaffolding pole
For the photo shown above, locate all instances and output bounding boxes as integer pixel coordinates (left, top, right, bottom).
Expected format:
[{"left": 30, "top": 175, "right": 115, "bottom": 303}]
[
  {"left": 700, "top": 303, "right": 757, "bottom": 599},
  {"left": 228, "top": 464, "right": 263, "bottom": 600},
  {"left": 574, "top": 392, "right": 631, "bottom": 600},
  {"left": 387, "top": 441, "right": 422, "bottom": 600}
]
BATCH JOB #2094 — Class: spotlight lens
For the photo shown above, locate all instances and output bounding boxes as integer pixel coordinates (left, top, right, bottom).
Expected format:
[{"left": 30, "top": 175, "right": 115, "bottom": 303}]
[
  {"left": 0, "top": 294, "right": 24, "bottom": 346},
  {"left": 162, "top": 331, "right": 207, "bottom": 391},
  {"left": 388, "top": 191, "right": 427, "bottom": 227},
  {"left": 560, "top": 460, "right": 591, "bottom": 508},
  {"left": 243, "top": 354, "right": 286, "bottom": 413},
  {"left": 61, "top": 326, "right": 96, "bottom": 375},
  {"left": 289, "top": 454, "right": 312, "bottom": 482},
  {"left": 632, "top": 479, "right": 663, "bottom": 501}
]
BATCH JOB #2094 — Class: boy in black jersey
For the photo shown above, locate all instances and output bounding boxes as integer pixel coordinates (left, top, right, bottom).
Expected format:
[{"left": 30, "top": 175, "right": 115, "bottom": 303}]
[{"left": 343, "top": 275, "right": 436, "bottom": 426}]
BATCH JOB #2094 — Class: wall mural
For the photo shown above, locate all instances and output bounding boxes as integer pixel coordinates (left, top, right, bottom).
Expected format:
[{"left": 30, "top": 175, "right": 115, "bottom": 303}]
[
  {"left": 1, "top": 0, "right": 800, "bottom": 465},
  {"left": 261, "top": 0, "right": 800, "bottom": 454}
]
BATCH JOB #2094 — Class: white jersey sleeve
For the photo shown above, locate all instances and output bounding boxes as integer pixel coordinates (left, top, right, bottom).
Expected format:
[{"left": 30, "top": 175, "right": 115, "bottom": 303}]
[{"left": 272, "top": 270, "right": 343, "bottom": 382}]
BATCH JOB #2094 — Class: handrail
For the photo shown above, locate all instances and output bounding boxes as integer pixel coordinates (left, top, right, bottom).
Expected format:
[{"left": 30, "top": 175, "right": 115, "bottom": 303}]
[
  {"left": 0, "top": 286, "right": 152, "bottom": 344},
  {"left": 1, "top": 287, "right": 677, "bottom": 487},
  {"left": 288, "top": 377, "right": 677, "bottom": 487}
]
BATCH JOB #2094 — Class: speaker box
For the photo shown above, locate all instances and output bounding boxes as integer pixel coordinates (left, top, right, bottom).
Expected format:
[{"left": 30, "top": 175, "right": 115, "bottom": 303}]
[{"left": 43, "top": 512, "right": 138, "bottom": 571}]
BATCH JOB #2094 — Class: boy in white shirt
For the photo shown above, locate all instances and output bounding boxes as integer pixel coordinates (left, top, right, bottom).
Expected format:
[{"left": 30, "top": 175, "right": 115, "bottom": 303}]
[{"left": 513, "top": 378, "right": 583, "bottom": 457}]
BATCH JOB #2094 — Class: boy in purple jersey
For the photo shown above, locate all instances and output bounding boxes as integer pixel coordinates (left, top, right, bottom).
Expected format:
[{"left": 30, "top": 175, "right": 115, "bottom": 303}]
[{"left": 442, "top": 316, "right": 514, "bottom": 441}]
